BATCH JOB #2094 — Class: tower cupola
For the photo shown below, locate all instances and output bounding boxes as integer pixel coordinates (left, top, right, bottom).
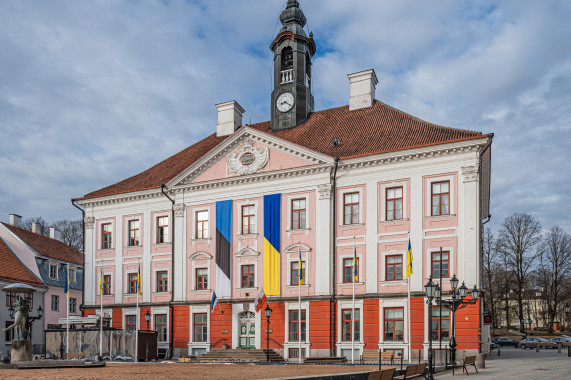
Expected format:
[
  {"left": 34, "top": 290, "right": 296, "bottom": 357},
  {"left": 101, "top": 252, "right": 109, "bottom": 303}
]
[{"left": 270, "top": 0, "right": 315, "bottom": 131}]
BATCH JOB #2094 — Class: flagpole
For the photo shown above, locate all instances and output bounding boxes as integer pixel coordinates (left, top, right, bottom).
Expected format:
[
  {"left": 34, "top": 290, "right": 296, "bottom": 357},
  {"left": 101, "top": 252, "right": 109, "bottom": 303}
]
[
  {"left": 100, "top": 265, "right": 103, "bottom": 357},
  {"left": 407, "top": 232, "right": 411, "bottom": 363},
  {"left": 298, "top": 242, "right": 302, "bottom": 364},
  {"left": 352, "top": 237, "right": 356, "bottom": 365},
  {"left": 135, "top": 258, "right": 140, "bottom": 363},
  {"left": 66, "top": 264, "right": 70, "bottom": 356}
]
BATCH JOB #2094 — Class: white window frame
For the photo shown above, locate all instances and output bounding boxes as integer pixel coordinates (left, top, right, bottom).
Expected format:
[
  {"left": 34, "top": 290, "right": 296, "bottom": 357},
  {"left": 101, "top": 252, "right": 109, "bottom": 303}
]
[
  {"left": 155, "top": 213, "right": 171, "bottom": 244},
  {"left": 427, "top": 247, "right": 455, "bottom": 281},
  {"left": 192, "top": 206, "right": 211, "bottom": 240},
  {"left": 236, "top": 200, "right": 259, "bottom": 236},
  {"left": 125, "top": 216, "right": 142, "bottom": 247},
  {"left": 380, "top": 250, "right": 407, "bottom": 283},
  {"left": 49, "top": 262, "right": 59, "bottom": 280},
  {"left": 426, "top": 175, "right": 455, "bottom": 217},
  {"left": 98, "top": 220, "right": 114, "bottom": 250},
  {"left": 283, "top": 301, "right": 311, "bottom": 360},
  {"left": 286, "top": 257, "right": 309, "bottom": 288},
  {"left": 238, "top": 261, "right": 258, "bottom": 290},
  {"left": 378, "top": 298, "right": 410, "bottom": 357},
  {"left": 151, "top": 307, "right": 170, "bottom": 344},
  {"left": 124, "top": 311, "right": 138, "bottom": 332},
  {"left": 69, "top": 267, "right": 76, "bottom": 283},
  {"left": 189, "top": 252, "right": 212, "bottom": 291},
  {"left": 125, "top": 272, "right": 139, "bottom": 296},
  {"left": 339, "top": 188, "right": 364, "bottom": 226},
  {"left": 336, "top": 300, "right": 364, "bottom": 357},
  {"left": 188, "top": 305, "right": 211, "bottom": 354},
  {"left": 153, "top": 268, "right": 171, "bottom": 294},
  {"left": 379, "top": 181, "right": 408, "bottom": 222},
  {"left": 338, "top": 252, "right": 363, "bottom": 285},
  {"left": 51, "top": 294, "right": 60, "bottom": 311},
  {"left": 99, "top": 272, "right": 113, "bottom": 297},
  {"left": 286, "top": 194, "right": 310, "bottom": 231}
]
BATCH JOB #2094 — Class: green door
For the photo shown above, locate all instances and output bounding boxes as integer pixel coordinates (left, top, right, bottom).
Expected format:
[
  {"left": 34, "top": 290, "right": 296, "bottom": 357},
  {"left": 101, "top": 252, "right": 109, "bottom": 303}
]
[{"left": 239, "top": 312, "right": 256, "bottom": 348}]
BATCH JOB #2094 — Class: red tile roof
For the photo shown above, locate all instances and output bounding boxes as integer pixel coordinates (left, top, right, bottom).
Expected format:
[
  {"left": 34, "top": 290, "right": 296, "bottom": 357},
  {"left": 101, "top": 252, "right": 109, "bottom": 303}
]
[
  {"left": 81, "top": 101, "right": 485, "bottom": 200},
  {"left": 2, "top": 223, "right": 83, "bottom": 266},
  {"left": 0, "top": 238, "right": 45, "bottom": 287}
]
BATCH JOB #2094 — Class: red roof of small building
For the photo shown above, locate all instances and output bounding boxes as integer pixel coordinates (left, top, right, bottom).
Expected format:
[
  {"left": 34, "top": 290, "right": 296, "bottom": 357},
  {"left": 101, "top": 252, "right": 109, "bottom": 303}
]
[
  {"left": 2, "top": 223, "right": 83, "bottom": 266},
  {"left": 82, "top": 101, "right": 486, "bottom": 200},
  {"left": 0, "top": 238, "right": 45, "bottom": 287}
]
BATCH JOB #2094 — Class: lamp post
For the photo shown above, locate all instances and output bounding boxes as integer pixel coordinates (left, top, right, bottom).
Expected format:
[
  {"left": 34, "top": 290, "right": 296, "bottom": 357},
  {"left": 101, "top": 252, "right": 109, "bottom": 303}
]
[
  {"left": 8, "top": 304, "right": 43, "bottom": 322},
  {"left": 425, "top": 277, "right": 436, "bottom": 380},
  {"left": 145, "top": 310, "right": 151, "bottom": 362},
  {"left": 264, "top": 304, "right": 272, "bottom": 363},
  {"left": 434, "top": 274, "right": 480, "bottom": 365},
  {"left": 565, "top": 303, "right": 570, "bottom": 331}
]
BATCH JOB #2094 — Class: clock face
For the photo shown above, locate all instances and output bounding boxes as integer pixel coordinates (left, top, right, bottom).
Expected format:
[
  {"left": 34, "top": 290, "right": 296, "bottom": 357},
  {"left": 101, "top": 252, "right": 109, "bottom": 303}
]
[{"left": 276, "top": 92, "right": 294, "bottom": 112}]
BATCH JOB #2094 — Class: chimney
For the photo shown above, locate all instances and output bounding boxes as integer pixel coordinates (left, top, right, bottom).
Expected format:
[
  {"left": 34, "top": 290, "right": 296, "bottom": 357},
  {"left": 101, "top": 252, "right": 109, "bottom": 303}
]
[
  {"left": 49, "top": 227, "right": 62, "bottom": 241},
  {"left": 9, "top": 214, "right": 22, "bottom": 228},
  {"left": 348, "top": 69, "right": 378, "bottom": 111},
  {"left": 216, "top": 101, "right": 245, "bottom": 137},
  {"left": 32, "top": 222, "right": 41, "bottom": 234}
]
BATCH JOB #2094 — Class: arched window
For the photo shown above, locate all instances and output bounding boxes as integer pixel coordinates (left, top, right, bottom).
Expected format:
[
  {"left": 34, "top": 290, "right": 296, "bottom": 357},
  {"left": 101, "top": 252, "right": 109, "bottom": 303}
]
[{"left": 282, "top": 47, "right": 293, "bottom": 70}]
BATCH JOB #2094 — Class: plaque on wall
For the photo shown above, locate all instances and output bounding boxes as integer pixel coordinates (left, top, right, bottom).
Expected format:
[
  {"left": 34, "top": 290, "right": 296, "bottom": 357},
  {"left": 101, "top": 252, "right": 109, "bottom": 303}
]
[{"left": 221, "top": 329, "right": 229, "bottom": 334}]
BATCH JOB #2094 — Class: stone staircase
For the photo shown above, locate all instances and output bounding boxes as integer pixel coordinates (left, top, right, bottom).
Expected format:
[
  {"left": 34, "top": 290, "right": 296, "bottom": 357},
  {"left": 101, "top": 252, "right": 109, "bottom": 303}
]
[{"left": 198, "top": 348, "right": 285, "bottom": 362}]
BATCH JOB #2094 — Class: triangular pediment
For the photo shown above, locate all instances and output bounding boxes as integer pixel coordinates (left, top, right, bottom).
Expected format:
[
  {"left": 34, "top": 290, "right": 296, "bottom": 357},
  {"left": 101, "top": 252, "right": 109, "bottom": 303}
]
[{"left": 169, "top": 127, "right": 332, "bottom": 187}]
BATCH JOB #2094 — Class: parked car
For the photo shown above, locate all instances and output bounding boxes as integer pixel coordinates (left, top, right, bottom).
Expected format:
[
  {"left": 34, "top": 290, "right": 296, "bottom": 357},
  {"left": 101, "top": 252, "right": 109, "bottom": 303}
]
[
  {"left": 517, "top": 337, "right": 554, "bottom": 349},
  {"left": 549, "top": 337, "right": 571, "bottom": 347},
  {"left": 492, "top": 337, "right": 519, "bottom": 347}
]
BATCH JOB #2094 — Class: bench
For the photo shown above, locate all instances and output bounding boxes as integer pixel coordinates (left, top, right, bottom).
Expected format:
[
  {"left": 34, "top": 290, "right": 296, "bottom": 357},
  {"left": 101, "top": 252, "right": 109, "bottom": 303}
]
[
  {"left": 452, "top": 355, "right": 477, "bottom": 376},
  {"left": 65, "top": 352, "right": 85, "bottom": 359},
  {"left": 368, "top": 368, "right": 396, "bottom": 380},
  {"left": 394, "top": 363, "right": 427, "bottom": 380},
  {"left": 360, "top": 350, "right": 394, "bottom": 364}
]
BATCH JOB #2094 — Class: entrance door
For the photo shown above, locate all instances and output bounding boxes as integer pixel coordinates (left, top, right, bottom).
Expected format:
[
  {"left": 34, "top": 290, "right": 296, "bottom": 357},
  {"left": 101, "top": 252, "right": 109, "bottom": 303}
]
[{"left": 239, "top": 311, "right": 256, "bottom": 348}]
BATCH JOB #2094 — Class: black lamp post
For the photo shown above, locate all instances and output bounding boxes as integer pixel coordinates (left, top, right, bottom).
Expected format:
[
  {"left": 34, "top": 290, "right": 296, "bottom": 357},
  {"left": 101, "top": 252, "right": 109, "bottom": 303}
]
[
  {"left": 145, "top": 310, "right": 151, "bottom": 362},
  {"left": 264, "top": 304, "right": 272, "bottom": 363},
  {"left": 565, "top": 303, "right": 570, "bottom": 331},
  {"left": 8, "top": 304, "right": 43, "bottom": 322},
  {"left": 425, "top": 277, "right": 436, "bottom": 380}
]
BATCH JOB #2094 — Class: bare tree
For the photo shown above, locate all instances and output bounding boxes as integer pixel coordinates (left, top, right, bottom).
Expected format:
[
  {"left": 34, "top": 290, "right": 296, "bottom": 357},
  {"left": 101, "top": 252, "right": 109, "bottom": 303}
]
[
  {"left": 497, "top": 213, "right": 542, "bottom": 333},
  {"left": 536, "top": 227, "right": 571, "bottom": 333},
  {"left": 482, "top": 227, "right": 511, "bottom": 328},
  {"left": 50, "top": 219, "right": 83, "bottom": 252}
]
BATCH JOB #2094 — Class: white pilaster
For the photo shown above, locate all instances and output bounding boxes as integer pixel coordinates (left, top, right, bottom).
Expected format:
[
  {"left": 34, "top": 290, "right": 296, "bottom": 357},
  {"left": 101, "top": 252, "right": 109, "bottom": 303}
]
[
  {"left": 84, "top": 216, "right": 95, "bottom": 305},
  {"left": 315, "top": 184, "right": 332, "bottom": 295},
  {"left": 143, "top": 209, "right": 151, "bottom": 302},
  {"left": 461, "top": 165, "right": 479, "bottom": 286},
  {"left": 410, "top": 173, "right": 423, "bottom": 293},
  {"left": 115, "top": 217, "right": 123, "bottom": 304},
  {"left": 174, "top": 204, "right": 185, "bottom": 301},
  {"left": 365, "top": 180, "right": 378, "bottom": 293}
]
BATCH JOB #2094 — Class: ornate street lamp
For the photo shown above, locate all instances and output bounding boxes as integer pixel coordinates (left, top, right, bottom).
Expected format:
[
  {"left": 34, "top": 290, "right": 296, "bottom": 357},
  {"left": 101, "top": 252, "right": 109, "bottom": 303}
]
[
  {"left": 265, "top": 304, "right": 272, "bottom": 363},
  {"left": 8, "top": 306, "right": 15, "bottom": 319},
  {"left": 425, "top": 277, "right": 436, "bottom": 380},
  {"left": 459, "top": 282, "right": 469, "bottom": 298},
  {"left": 145, "top": 310, "right": 151, "bottom": 362}
]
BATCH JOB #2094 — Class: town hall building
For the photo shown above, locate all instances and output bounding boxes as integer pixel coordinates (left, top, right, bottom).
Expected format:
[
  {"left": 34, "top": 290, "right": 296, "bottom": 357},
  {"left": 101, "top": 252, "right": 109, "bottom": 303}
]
[{"left": 77, "top": 0, "right": 492, "bottom": 361}]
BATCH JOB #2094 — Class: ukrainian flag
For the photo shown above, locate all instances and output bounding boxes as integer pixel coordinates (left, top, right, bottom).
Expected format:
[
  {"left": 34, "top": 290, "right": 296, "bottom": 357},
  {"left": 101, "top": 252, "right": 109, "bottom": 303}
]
[
  {"left": 353, "top": 245, "right": 358, "bottom": 282},
  {"left": 64, "top": 266, "right": 69, "bottom": 297},
  {"left": 263, "top": 194, "right": 281, "bottom": 296},
  {"left": 406, "top": 237, "right": 413, "bottom": 278},
  {"left": 137, "top": 262, "right": 142, "bottom": 295},
  {"left": 298, "top": 245, "right": 304, "bottom": 285}
]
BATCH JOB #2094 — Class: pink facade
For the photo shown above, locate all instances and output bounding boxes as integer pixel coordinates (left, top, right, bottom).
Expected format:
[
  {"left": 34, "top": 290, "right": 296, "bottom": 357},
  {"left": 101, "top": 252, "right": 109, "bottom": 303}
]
[{"left": 43, "top": 287, "right": 82, "bottom": 329}]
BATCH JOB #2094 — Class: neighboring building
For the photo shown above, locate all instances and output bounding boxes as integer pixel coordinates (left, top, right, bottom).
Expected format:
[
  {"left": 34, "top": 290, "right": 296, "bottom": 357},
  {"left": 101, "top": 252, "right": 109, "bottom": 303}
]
[
  {"left": 0, "top": 215, "right": 83, "bottom": 345},
  {"left": 77, "top": 0, "right": 492, "bottom": 360}
]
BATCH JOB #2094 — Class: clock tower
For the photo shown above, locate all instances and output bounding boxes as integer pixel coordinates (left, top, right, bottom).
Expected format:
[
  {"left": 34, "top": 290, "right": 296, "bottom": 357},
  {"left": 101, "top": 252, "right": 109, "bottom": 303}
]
[{"left": 270, "top": 0, "right": 316, "bottom": 131}]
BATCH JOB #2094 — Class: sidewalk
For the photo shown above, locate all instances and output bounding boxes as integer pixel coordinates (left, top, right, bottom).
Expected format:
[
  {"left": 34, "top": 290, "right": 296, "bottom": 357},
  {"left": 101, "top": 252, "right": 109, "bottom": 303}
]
[{"left": 435, "top": 347, "right": 571, "bottom": 379}]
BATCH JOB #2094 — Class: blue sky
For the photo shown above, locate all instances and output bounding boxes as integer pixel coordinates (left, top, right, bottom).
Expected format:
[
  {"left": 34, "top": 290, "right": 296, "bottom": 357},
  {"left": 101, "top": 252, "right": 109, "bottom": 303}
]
[{"left": 0, "top": 0, "right": 570, "bottom": 233}]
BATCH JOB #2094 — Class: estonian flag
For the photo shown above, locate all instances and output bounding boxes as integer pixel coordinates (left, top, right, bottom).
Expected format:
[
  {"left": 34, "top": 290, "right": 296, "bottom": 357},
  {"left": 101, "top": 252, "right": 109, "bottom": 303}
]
[{"left": 211, "top": 291, "right": 218, "bottom": 312}]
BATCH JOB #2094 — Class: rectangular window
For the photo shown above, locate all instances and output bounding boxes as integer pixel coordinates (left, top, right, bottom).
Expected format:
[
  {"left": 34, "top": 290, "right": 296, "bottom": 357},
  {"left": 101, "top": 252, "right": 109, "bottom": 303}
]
[
  {"left": 102, "top": 223, "right": 112, "bottom": 249},
  {"left": 51, "top": 295, "right": 59, "bottom": 311},
  {"left": 386, "top": 186, "right": 403, "bottom": 221},
  {"left": 6, "top": 293, "right": 33, "bottom": 308},
  {"left": 193, "top": 313, "right": 207, "bottom": 342},
  {"left": 342, "top": 257, "right": 358, "bottom": 283},
  {"left": 5, "top": 321, "right": 14, "bottom": 342},
  {"left": 290, "top": 261, "right": 306, "bottom": 286},
  {"left": 196, "top": 268, "right": 208, "bottom": 290},
  {"left": 70, "top": 298, "right": 77, "bottom": 313},
  {"left": 196, "top": 211, "right": 209, "bottom": 239},
  {"left": 431, "top": 307, "right": 450, "bottom": 341},
  {"left": 156, "top": 271, "right": 168, "bottom": 292},
  {"left": 241, "top": 205, "right": 255, "bottom": 234},
  {"left": 431, "top": 251, "right": 450, "bottom": 278},
  {"left": 289, "top": 348, "right": 306, "bottom": 359},
  {"left": 128, "top": 273, "right": 138, "bottom": 294},
  {"left": 343, "top": 192, "right": 359, "bottom": 225},
  {"left": 289, "top": 310, "right": 306, "bottom": 342},
  {"left": 103, "top": 274, "right": 112, "bottom": 295},
  {"left": 291, "top": 198, "right": 307, "bottom": 230},
  {"left": 341, "top": 309, "right": 360, "bottom": 342},
  {"left": 155, "top": 314, "right": 168, "bottom": 342},
  {"left": 49, "top": 263, "right": 58, "bottom": 280},
  {"left": 385, "top": 255, "right": 403, "bottom": 281},
  {"left": 384, "top": 308, "right": 404, "bottom": 341},
  {"left": 157, "top": 216, "right": 169, "bottom": 243},
  {"left": 69, "top": 268, "right": 76, "bottom": 283},
  {"left": 126, "top": 315, "right": 136, "bottom": 331},
  {"left": 128, "top": 220, "right": 140, "bottom": 246},
  {"left": 241, "top": 265, "right": 255, "bottom": 288},
  {"left": 431, "top": 181, "right": 450, "bottom": 216}
]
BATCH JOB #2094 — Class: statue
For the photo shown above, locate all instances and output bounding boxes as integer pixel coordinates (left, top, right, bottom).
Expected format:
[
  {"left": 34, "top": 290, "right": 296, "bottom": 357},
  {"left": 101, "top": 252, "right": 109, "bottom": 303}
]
[{"left": 3, "top": 296, "right": 31, "bottom": 340}]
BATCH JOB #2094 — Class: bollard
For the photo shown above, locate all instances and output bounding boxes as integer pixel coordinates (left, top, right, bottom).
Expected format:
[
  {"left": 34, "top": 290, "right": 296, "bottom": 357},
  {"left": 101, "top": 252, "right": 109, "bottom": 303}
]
[
  {"left": 477, "top": 353, "right": 485, "bottom": 369},
  {"left": 400, "top": 355, "right": 403, "bottom": 372},
  {"left": 536, "top": 345, "right": 540, "bottom": 353},
  {"left": 558, "top": 343, "right": 562, "bottom": 353},
  {"left": 568, "top": 346, "right": 571, "bottom": 357}
]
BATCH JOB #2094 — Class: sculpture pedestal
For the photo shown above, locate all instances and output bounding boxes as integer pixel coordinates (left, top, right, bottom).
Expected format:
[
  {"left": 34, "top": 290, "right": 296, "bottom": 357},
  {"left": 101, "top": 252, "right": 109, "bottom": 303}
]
[{"left": 10, "top": 340, "right": 32, "bottom": 362}]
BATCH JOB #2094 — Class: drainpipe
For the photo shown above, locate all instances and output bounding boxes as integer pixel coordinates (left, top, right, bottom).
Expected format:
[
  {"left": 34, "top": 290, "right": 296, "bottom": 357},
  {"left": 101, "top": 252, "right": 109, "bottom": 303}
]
[
  {"left": 330, "top": 157, "right": 339, "bottom": 356},
  {"left": 478, "top": 133, "right": 493, "bottom": 355},
  {"left": 161, "top": 184, "right": 176, "bottom": 359},
  {"left": 71, "top": 199, "right": 85, "bottom": 315}
]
